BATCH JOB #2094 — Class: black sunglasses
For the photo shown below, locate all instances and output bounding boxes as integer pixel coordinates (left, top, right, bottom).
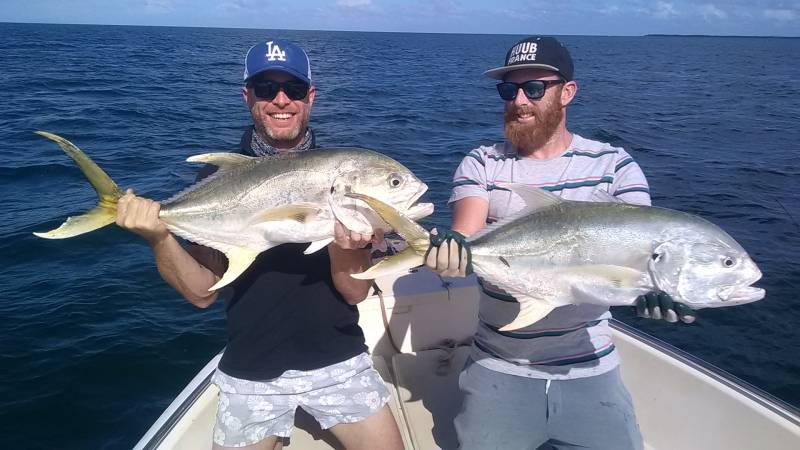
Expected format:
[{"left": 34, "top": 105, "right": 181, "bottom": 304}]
[
  {"left": 496, "top": 79, "right": 565, "bottom": 101},
  {"left": 248, "top": 79, "right": 310, "bottom": 101}
]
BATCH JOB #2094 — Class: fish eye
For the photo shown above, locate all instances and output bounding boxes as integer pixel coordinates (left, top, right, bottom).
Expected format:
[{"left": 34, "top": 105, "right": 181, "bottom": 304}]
[
  {"left": 722, "top": 257, "right": 736, "bottom": 268},
  {"left": 388, "top": 174, "right": 403, "bottom": 188}
]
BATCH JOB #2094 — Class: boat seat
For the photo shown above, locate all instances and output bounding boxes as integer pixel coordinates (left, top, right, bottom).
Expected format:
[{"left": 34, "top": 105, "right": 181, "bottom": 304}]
[
  {"left": 391, "top": 346, "right": 471, "bottom": 450},
  {"left": 286, "top": 355, "right": 413, "bottom": 449}
]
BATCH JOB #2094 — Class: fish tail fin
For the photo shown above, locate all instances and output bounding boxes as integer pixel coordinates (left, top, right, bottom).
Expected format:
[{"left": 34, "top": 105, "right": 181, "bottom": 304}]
[
  {"left": 345, "top": 192, "right": 431, "bottom": 279},
  {"left": 33, "top": 131, "right": 124, "bottom": 239},
  {"left": 350, "top": 247, "right": 426, "bottom": 280}
]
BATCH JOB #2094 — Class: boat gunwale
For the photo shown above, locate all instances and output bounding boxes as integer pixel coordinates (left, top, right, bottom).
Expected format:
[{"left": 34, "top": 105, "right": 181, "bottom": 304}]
[
  {"left": 134, "top": 352, "right": 222, "bottom": 450},
  {"left": 610, "top": 318, "right": 800, "bottom": 426},
  {"left": 135, "top": 318, "right": 800, "bottom": 449}
]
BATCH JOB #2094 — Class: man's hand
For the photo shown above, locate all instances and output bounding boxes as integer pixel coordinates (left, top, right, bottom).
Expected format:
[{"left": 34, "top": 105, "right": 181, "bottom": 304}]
[
  {"left": 424, "top": 228, "right": 471, "bottom": 278},
  {"left": 332, "top": 220, "right": 383, "bottom": 250},
  {"left": 116, "top": 188, "right": 170, "bottom": 246},
  {"left": 635, "top": 291, "right": 697, "bottom": 324}
]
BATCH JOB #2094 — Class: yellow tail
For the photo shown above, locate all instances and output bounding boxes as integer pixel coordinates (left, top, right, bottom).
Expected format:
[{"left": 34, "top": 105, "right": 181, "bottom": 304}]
[
  {"left": 33, "top": 131, "right": 124, "bottom": 239},
  {"left": 345, "top": 192, "right": 431, "bottom": 280}
]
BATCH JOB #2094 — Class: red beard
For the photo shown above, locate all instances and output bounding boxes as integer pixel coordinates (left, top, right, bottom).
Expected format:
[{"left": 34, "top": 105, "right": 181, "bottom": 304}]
[{"left": 503, "top": 93, "right": 564, "bottom": 152}]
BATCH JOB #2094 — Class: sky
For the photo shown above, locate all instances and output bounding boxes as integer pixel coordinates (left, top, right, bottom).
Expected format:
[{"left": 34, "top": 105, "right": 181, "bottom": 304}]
[{"left": 0, "top": 0, "right": 798, "bottom": 36}]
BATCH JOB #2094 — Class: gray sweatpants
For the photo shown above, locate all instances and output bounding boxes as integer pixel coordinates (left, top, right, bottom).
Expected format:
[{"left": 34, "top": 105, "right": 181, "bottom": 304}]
[{"left": 454, "top": 358, "right": 643, "bottom": 450}]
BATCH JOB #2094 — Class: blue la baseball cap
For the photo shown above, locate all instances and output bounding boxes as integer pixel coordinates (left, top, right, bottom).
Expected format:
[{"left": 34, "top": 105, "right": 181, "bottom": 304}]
[{"left": 243, "top": 39, "right": 312, "bottom": 84}]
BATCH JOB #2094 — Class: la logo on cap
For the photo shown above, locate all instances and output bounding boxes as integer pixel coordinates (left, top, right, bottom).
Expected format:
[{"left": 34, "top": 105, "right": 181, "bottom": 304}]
[{"left": 265, "top": 41, "right": 286, "bottom": 62}]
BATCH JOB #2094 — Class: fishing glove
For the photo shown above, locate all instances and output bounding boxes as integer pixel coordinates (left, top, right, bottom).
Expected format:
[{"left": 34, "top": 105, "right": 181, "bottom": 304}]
[
  {"left": 635, "top": 291, "right": 697, "bottom": 324},
  {"left": 424, "top": 228, "right": 472, "bottom": 277}
]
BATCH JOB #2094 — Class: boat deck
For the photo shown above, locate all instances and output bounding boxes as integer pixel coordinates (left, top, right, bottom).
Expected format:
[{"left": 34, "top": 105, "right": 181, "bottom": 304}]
[{"left": 135, "top": 272, "right": 800, "bottom": 450}]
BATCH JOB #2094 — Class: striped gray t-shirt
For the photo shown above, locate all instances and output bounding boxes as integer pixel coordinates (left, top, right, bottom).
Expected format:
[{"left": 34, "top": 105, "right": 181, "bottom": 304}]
[{"left": 449, "top": 133, "right": 651, "bottom": 380}]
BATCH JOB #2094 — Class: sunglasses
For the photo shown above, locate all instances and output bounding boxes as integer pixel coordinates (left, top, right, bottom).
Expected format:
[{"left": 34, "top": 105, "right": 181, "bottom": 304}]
[
  {"left": 248, "top": 79, "right": 310, "bottom": 101},
  {"left": 496, "top": 79, "right": 565, "bottom": 101}
]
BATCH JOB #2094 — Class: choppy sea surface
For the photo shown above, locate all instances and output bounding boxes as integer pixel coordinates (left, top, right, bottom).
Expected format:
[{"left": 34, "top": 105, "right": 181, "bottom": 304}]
[{"left": 0, "top": 23, "right": 798, "bottom": 449}]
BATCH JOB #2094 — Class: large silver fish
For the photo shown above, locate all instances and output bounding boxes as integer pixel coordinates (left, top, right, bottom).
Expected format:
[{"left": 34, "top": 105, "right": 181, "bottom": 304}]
[
  {"left": 34, "top": 131, "right": 433, "bottom": 291},
  {"left": 347, "top": 185, "right": 765, "bottom": 330}
]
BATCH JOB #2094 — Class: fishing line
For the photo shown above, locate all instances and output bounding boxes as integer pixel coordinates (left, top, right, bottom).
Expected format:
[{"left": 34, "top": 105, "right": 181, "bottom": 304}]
[{"left": 773, "top": 197, "right": 800, "bottom": 234}]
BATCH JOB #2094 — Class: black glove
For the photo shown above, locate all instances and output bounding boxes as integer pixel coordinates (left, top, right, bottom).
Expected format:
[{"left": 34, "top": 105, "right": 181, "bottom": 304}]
[
  {"left": 424, "top": 228, "right": 472, "bottom": 277},
  {"left": 635, "top": 291, "right": 697, "bottom": 324}
]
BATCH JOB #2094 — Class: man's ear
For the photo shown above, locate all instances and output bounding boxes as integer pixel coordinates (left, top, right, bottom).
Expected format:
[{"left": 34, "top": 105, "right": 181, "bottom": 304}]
[
  {"left": 242, "top": 85, "right": 253, "bottom": 105},
  {"left": 307, "top": 85, "right": 316, "bottom": 106},
  {"left": 561, "top": 80, "right": 577, "bottom": 107}
]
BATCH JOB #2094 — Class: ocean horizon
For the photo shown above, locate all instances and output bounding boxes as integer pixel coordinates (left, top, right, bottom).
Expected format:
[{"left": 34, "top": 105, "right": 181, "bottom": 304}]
[{"left": 0, "top": 22, "right": 798, "bottom": 449}]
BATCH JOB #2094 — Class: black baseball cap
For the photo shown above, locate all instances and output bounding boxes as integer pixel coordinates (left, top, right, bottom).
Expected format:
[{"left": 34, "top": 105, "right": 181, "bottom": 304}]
[{"left": 484, "top": 36, "right": 574, "bottom": 81}]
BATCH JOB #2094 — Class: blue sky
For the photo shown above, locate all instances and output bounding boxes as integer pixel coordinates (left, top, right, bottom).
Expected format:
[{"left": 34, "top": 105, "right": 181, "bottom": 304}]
[{"left": 1, "top": 0, "right": 797, "bottom": 36}]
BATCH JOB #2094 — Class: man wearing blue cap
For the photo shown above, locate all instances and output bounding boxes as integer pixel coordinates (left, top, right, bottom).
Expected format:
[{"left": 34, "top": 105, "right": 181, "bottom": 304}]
[
  {"left": 424, "top": 36, "right": 695, "bottom": 449},
  {"left": 115, "top": 39, "right": 402, "bottom": 450}
]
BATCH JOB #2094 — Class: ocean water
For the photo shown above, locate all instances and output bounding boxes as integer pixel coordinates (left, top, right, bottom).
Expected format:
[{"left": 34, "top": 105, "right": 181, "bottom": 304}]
[{"left": 0, "top": 23, "right": 798, "bottom": 449}]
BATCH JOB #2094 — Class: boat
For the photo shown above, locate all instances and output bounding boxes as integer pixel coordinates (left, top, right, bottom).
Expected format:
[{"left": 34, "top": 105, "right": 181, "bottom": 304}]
[{"left": 134, "top": 268, "right": 800, "bottom": 449}]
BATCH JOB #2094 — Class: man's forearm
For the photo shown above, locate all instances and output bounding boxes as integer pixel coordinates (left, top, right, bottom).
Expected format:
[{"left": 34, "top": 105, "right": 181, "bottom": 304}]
[
  {"left": 150, "top": 234, "right": 220, "bottom": 307},
  {"left": 329, "top": 245, "right": 372, "bottom": 305}
]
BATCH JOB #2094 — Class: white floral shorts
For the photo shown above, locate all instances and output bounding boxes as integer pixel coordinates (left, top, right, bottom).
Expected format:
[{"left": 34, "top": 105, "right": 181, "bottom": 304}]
[{"left": 211, "top": 352, "right": 390, "bottom": 447}]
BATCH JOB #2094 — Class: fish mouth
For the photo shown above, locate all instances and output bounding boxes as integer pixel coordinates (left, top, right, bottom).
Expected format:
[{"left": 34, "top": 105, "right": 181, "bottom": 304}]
[
  {"left": 406, "top": 202, "right": 434, "bottom": 220},
  {"left": 710, "top": 275, "right": 766, "bottom": 307},
  {"left": 723, "top": 286, "right": 766, "bottom": 305},
  {"left": 403, "top": 182, "right": 433, "bottom": 220}
]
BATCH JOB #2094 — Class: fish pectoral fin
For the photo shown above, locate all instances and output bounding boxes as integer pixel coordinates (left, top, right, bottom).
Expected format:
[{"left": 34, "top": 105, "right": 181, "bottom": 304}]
[
  {"left": 209, "top": 247, "right": 261, "bottom": 291},
  {"left": 558, "top": 264, "right": 644, "bottom": 287},
  {"left": 570, "top": 284, "right": 648, "bottom": 306},
  {"left": 249, "top": 204, "right": 322, "bottom": 225},
  {"left": 498, "top": 298, "right": 556, "bottom": 331},
  {"left": 560, "top": 265, "right": 649, "bottom": 305},
  {"left": 186, "top": 153, "right": 255, "bottom": 168},
  {"left": 351, "top": 247, "right": 425, "bottom": 280},
  {"left": 304, "top": 238, "right": 334, "bottom": 254}
]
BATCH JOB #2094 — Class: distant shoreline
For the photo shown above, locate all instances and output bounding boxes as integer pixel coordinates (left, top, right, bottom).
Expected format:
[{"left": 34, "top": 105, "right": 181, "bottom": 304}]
[
  {"left": 0, "top": 22, "right": 797, "bottom": 39},
  {"left": 645, "top": 34, "right": 798, "bottom": 39}
]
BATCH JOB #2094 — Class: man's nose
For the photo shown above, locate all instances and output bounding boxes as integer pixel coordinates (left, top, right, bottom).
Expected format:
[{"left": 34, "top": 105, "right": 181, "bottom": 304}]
[
  {"left": 272, "top": 89, "right": 291, "bottom": 106},
  {"left": 513, "top": 88, "right": 532, "bottom": 107}
]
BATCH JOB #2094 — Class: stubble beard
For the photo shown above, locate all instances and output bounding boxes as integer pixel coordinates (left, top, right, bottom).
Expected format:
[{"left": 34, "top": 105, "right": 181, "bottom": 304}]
[
  {"left": 503, "top": 95, "right": 564, "bottom": 152},
  {"left": 252, "top": 107, "right": 311, "bottom": 147}
]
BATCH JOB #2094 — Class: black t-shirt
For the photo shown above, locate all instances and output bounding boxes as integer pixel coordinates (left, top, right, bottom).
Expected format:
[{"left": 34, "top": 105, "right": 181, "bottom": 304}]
[
  {"left": 212, "top": 127, "right": 366, "bottom": 380},
  {"left": 218, "top": 243, "right": 367, "bottom": 380}
]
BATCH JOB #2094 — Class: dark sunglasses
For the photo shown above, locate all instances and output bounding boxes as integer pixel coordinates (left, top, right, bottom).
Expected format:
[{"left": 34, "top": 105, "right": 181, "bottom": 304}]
[
  {"left": 496, "top": 79, "right": 565, "bottom": 101},
  {"left": 248, "top": 79, "right": 310, "bottom": 101}
]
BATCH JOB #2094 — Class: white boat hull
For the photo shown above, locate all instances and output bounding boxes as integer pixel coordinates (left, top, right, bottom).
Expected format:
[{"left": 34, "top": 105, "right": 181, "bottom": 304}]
[{"left": 135, "top": 270, "right": 800, "bottom": 450}]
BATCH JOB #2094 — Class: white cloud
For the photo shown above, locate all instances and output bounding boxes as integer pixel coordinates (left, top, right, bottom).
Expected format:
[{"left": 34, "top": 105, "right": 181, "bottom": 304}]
[
  {"left": 652, "top": 1, "right": 679, "bottom": 18},
  {"left": 597, "top": 4, "right": 623, "bottom": 15},
  {"left": 699, "top": 4, "right": 728, "bottom": 19},
  {"left": 144, "top": 0, "right": 175, "bottom": 13},
  {"left": 337, "top": 0, "right": 372, "bottom": 8},
  {"left": 763, "top": 8, "right": 797, "bottom": 21},
  {"left": 216, "top": 0, "right": 256, "bottom": 13}
]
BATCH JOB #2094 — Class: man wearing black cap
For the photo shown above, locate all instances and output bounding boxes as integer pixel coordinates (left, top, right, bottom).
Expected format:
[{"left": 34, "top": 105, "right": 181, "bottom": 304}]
[
  {"left": 425, "top": 36, "right": 694, "bottom": 449},
  {"left": 115, "top": 39, "right": 402, "bottom": 450}
]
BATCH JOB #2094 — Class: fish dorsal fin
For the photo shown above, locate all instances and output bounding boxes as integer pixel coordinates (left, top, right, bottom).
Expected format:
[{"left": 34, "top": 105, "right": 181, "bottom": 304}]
[
  {"left": 468, "top": 184, "right": 563, "bottom": 242},
  {"left": 186, "top": 152, "right": 256, "bottom": 169},
  {"left": 249, "top": 203, "right": 322, "bottom": 225},
  {"left": 591, "top": 189, "right": 622, "bottom": 203},
  {"left": 304, "top": 238, "right": 334, "bottom": 255},
  {"left": 504, "top": 183, "right": 563, "bottom": 210}
]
